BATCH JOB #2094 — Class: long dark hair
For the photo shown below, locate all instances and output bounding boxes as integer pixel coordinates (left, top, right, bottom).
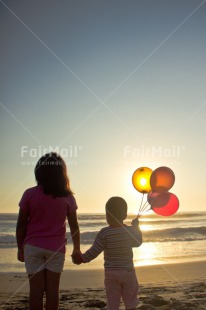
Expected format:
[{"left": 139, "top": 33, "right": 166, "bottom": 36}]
[{"left": 35, "top": 152, "right": 73, "bottom": 197}]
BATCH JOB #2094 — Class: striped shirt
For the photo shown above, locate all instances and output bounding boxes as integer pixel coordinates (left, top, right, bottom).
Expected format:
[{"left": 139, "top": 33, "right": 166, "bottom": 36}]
[{"left": 82, "top": 225, "right": 142, "bottom": 269}]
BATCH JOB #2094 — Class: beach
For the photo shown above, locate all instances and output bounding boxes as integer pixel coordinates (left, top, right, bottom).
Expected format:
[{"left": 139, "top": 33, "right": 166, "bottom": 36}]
[
  {"left": 1, "top": 213, "right": 206, "bottom": 308},
  {"left": 1, "top": 260, "right": 206, "bottom": 309}
]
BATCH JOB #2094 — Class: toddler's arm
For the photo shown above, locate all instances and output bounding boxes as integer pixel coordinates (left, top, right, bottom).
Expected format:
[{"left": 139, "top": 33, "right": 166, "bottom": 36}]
[
  {"left": 81, "top": 231, "right": 104, "bottom": 263},
  {"left": 130, "top": 218, "right": 143, "bottom": 247}
]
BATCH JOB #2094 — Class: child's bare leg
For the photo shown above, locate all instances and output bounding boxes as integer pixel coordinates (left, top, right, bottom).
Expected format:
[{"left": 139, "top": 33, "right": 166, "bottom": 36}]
[
  {"left": 28, "top": 270, "right": 45, "bottom": 310},
  {"left": 45, "top": 269, "right": 61, "bottom": 310}
]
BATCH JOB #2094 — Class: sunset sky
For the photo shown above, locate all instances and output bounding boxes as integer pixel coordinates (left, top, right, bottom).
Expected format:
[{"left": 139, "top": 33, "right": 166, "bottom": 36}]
[{"left": 1, "top": 0, "right": 206, "bottom": 214}]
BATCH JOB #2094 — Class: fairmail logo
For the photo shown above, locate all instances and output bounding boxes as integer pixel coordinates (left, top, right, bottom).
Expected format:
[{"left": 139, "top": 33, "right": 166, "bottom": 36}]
[
  {"left": 123, "top": 145, "right": 185, "bottom": 158},
  {"left": 20, "top": 145, "right": 82, "bottom": 166}
]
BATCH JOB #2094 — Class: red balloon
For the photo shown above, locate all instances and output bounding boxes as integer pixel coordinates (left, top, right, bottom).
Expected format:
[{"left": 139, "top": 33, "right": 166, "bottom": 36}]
[
  {"left": 150, "top": 166, "right": 175, "bottom": 193},
  {"left": 151, "top": 193, "right": 179, "bottom": 216}
]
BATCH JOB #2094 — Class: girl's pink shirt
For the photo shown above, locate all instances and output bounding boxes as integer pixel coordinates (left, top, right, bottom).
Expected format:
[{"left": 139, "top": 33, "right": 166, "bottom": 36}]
[{"left": 19, "top": 186, "right": 78, "bottom": 253}]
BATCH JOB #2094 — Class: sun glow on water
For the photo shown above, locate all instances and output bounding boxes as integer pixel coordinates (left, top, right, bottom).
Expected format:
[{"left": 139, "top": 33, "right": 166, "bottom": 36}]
[
  {"left": 133, "top": 242, "right": 161, "bottom": 266},
  {"left": 139, "top": 224, "right": 153, "bottom": 231}
]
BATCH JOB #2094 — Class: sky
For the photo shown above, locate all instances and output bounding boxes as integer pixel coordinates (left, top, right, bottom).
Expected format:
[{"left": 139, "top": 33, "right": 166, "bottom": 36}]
[{"left": 0, "top": 0, "right": 206, "bottom": 214}]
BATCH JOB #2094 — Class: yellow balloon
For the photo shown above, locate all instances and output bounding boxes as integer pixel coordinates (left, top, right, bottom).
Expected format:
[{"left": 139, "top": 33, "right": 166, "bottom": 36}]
[{"left": 132, "top": 167, "right": 153, "bottom": 193}]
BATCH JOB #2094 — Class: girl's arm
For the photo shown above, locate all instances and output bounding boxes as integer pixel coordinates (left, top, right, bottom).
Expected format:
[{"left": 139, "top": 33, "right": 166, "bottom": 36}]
[
  {"left": 16, "top": 209, "right": 28, "bottom": 262},
  {"left": 67, "top": 210, "right": 81, "bottom": 256}
]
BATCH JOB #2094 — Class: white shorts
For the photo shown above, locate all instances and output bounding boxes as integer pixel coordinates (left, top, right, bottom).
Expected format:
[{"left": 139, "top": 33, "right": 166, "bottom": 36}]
[
  {"left": 24, "top": 243, "right": 65, "bottom": 274},
  {"left": 104, "top": 268, "right": 139, "bottom": 310}
]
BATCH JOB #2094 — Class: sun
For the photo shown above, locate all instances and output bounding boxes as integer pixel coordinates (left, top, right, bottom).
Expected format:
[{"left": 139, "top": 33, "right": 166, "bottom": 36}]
[{"left": 140, "top": 177, "right": 147, "bottom": 186}]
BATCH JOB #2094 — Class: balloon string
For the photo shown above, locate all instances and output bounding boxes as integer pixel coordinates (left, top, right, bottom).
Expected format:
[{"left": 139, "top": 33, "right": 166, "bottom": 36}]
[
  {"left": 139, "top": 198, "right": 148, "bottom": 213},
  {"left": 138, "top": 204, "right": 151, "bottom": 217},
  {"left": 141, "top": 193, "right": 159, "bottom": 214},
  {"left": 143, "top": 205, "right": 152, "bottom": 213},
  {"left": 138, "top": 193, "right": 144, "bottom": 216},
  {"left": 138, "top": 192, "right": 157, "bottom": 216},
  {"left": 140, "top": 202, "right": 150, "bottom": 214}
]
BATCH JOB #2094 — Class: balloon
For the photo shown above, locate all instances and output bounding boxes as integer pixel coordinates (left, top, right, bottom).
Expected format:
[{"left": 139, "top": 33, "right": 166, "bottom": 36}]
[
  {"left": 151, "top": 192, "right": 179, "bottom": 216},
  {"left": 147, "top": 191, "right": 159, "bottom": 205},
  {"left": 149, "top": 192, "right": 170, "bottom": 208},
  {"left": 132, "top": 167, "right": 153, "bottom": 194},
  {"left": 150, "top": 166, "right": 175, "bottom": 193}
]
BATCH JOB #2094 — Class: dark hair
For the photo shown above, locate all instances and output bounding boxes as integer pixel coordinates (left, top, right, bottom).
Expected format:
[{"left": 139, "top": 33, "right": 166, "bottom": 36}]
[
  {"left": 106, "top": 197, "right": 127, "bottom": 221},
  {"left": 35, "top": 152, "right": 73, "bottom": 197}
]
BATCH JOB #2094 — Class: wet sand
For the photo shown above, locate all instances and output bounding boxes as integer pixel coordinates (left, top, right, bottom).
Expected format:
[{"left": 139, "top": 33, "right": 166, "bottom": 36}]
[{"left": 0, "top": 260, "right": 205, "bottom": 309}]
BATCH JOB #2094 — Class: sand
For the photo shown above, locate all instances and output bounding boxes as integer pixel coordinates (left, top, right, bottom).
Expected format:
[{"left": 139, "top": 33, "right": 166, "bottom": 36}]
[{"left": 0, "top": 261, "right": 206, "bottom": 309}]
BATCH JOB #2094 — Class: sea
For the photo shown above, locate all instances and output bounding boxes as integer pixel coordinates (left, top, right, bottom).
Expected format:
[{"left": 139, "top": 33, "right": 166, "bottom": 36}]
[{"left": 0, "top": 212, "right": 206, "bottom": 272}]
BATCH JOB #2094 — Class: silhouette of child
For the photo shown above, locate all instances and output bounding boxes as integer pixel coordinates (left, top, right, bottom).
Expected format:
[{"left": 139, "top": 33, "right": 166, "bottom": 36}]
[
  {"left": 73, "top": 196, "right": 142, "bottom": 310},
  {"left": 16, "top": 152, "right": 80, "bottom": 310}
]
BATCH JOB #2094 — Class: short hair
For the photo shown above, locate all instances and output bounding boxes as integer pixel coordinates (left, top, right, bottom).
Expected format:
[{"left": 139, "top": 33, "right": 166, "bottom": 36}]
[{"left": 105, "top": 197, "right": 127, "bottom": 221}]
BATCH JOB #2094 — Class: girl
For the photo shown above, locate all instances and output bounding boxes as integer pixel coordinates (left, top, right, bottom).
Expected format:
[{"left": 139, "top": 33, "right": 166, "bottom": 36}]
[{"left": 16, "top": 152, "right": 80, "bottom": 310}]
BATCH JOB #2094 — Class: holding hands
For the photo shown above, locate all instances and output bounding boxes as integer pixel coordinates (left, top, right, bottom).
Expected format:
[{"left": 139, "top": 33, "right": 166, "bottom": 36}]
[{"left": 71, "top": 249, "right": 84, "bottom": 265}]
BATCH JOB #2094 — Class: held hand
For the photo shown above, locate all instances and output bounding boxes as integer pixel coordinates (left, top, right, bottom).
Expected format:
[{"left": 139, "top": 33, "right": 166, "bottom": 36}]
[
  {"left": 131, "top": 218, "right": 139, "bottom": 226},
  {"left": 71, "top": 253, "right": 83, "bottom": 265},
  {"left": 71, "top": 249, "right": 84, "bottom": 265},
  {"left": 17, "top": 248, "right": 24, "bottom": 262}
]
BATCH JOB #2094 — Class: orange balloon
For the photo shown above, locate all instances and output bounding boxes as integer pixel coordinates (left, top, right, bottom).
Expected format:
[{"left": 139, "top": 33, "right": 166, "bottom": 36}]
[
  {"left": 132, "top": 167, "right": 153, "bottom": 194},
  {"left": 150, "top": 166, "right": 175, "bottom": 193}
]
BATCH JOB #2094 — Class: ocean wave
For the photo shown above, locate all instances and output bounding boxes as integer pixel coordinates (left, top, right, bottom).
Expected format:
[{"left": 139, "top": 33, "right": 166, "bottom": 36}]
[
  {"left": 142, "top": 226, "right": 206, "bottom": 242},
  {"left": 67, "top": 226, "right": 206, "bottom": 244},
  {"left": 126, "top": 212, "right": 206, "bottom": 219},
  {"left": 78, "top": 217, "right": 206, "bottom": 228},
  {"left": 130, "top": 219, "right": 205, "bottom": 225},
  {"left": 0, "top": 234, "right": 16, "bottom": 247},
  {"left": 1, "top": 226, "right": 206, "bottom": 248},
  {"left": 1, "top": 212, "right": 206, "bottom": 225},
  {"left": 79, "top": 221, "right": 107, "bottom": 227}
]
